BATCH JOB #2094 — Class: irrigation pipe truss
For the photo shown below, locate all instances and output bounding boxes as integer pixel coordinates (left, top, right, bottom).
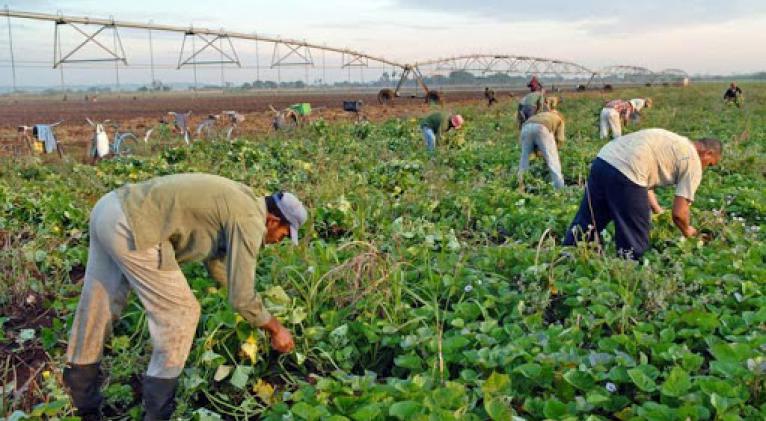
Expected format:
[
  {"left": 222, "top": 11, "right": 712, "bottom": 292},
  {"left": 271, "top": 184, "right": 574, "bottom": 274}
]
[{"left": 0, "top": 8, "right": 688, "bottom": 95}]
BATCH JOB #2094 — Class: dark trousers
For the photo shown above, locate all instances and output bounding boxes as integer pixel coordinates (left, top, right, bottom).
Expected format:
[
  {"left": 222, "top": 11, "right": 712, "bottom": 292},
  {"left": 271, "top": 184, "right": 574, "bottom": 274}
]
[
  {"left": 563, "top": 158, "right": 651, "bottom": 259},
  {"left": 517, "top": 104, "right": 537, "bottom": 127}
]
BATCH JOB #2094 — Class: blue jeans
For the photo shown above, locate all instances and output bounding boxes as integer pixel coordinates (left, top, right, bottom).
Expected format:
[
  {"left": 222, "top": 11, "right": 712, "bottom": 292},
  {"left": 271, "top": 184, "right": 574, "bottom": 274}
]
[{"left": 421, "top": 126, "right": 436, "bottom": 152}]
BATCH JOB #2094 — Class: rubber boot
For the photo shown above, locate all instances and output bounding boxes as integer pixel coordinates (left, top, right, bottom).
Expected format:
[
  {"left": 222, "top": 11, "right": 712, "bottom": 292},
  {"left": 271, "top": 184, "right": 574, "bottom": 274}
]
[
  {"left": 142, "top": 376, "right": 179, "bottom": 421},
  {"left": 62, "top": 363, "right": 103, "bottom": 421}
]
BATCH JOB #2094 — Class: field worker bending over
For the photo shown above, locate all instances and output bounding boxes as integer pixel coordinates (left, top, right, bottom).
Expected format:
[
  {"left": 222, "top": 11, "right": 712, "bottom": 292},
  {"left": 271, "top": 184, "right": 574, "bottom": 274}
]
[
  {"left": 484, "top": 87, "right": 498, "bottom": 107},
  {"left": 563, "top": 129, "right": 722, "bottom": 259},
  {"left": 517, "top": 90, "right": 545, "bottom": 128},
  {"left": 64, "top": 173, "right": 308, "bottom": 420},
  {"left": 599, "top": 99, "right": 635, "bottom": 139},
  {"left": 629, "top": 97, "right": 653, "bottom": 112},
  {"left": 420, "top": 111, "right": 464, "bottom": 153},
  {"left": 518, "top": 110, "right": 566, "bottom": 191},
  {"left": 723, "top": 82, "right": 743, "bottom": 107}
]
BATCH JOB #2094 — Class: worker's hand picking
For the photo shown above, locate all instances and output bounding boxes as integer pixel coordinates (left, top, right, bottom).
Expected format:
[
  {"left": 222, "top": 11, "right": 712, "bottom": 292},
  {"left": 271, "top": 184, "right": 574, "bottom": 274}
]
[
  {"left": 271, "top": 326, "right": 295, "bottom": 353},
  {"left": 263, "top": 316, "right": 295, "bottom": 353}
]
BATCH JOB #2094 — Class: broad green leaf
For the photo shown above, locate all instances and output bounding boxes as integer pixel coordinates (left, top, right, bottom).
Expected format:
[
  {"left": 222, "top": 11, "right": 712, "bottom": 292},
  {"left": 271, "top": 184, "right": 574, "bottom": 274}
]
[
  {"left": 710, "top": 393, "right": 730, "bottom": 414},
  {"left": 431, "top": 385, "right": 465, "bottom": 410},
  {"left": 388, "top": 401, "right": 422, "bottom": 419},
  {"left": 482, "top": 371, "right": 511, "bottom": 395},
  {"left": 30, "top": 400, "right": 67, "bottom": 416},
  {"left": 229, "top": 365, "right": 253, "bottom": 390},
  {"left": 680, "top": 309, "right": 719, "bottom": 330},
  {"left": 442, "top": 335, "right": 470, "bottom": 353},
  {"left": 698, "top": 377, "right": 738, "bottom": 398},
  {"left": 394, "top": 354, "right": 423, "bottom": 370},
  {"left": 484, "top": 396, "right": 514, "bottom": 420},
  {"left": 292, "top": 402, "right": 325, "bottom": 421},
  {"left": 351, "top": 403, "right": 380, "bottom": 421},
  {"left": 514, "top": 363, "right": 543, "bottom": 380},
  {"left": 637, "top": 402, "right": 676, "bottom": 421},
  {"left": 627, "top": 368, "right": 656, "bottom": 392},
  {"left": 710, "top": 361, "right": 748, "bottom": 378},
  {"left": 263, "top": 286, "right": 291, "bottom": 305},
  {"left": 543, "top": 398, "right": 568, "bottom": 419},
  {"left": 660, "top": 367, "right": 691, "bottom": 397},
  {"left": 200, "top": 350, "right": 225, "bottom": 367},
  {"left": 563, "top": 370, "right": 595, "bottom": 391},
  {"left": 193, "top": 408, "right": 223, "bottom": 421},
  {"left": 710, "top": 342, "right": 751, "bottom": 363},
  {"left": 586, "top": 391, "right": 610, "bottom": 406}
]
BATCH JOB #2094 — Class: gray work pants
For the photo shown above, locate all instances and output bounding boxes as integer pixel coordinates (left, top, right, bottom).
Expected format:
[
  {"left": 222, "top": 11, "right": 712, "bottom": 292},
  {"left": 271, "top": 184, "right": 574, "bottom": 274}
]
[
  {"left": 518, "top": 123, "right": 565, "bottom": 189},
  {"left": 599, "top": 107, "right": 622, "bottom": 139},
  {"left": 66, "top": 192, "right": 200, "bottom": 378}
]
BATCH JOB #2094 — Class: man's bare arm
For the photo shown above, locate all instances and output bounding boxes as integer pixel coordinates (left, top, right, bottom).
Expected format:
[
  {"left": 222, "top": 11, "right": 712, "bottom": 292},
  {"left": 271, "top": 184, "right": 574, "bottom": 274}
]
[
  {"left": 672, "top": 196, "right": 697, "bottom": 237},
  {"left": 648, "top": 190, "right": 664, "bottom": 214}
]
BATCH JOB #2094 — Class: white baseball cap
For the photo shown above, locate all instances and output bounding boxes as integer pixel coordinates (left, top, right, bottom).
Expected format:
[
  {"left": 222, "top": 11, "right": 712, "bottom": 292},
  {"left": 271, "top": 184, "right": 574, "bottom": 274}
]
[{"left": 273, "top": 192, "right": 308, "bottom": 245}]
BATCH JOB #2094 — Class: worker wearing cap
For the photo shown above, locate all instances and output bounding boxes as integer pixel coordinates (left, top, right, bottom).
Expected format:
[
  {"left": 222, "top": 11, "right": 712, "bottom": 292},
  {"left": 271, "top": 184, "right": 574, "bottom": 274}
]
[
  {"left": 527, "top": 75, "right": 543, "bottom": 92},
  {"left": 629, "top": 97, "right": 653, "bottom": 113},
  {"left": 419, "top": 111, "right": 464, "bottom": 153},
  {"left": 599, "top": 99, "right": 635, "bottom": 140},
  {"left": 517, "top": 110, "right": 566, "bottom": 191},
  {"left": 63, "top": 173, "right": 308, "bottom": 420}
]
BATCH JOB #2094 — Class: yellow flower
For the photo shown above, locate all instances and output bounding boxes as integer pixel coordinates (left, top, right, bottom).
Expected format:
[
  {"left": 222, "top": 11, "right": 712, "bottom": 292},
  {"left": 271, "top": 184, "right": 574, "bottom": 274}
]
[
  {"left": 240, "top": 334, "right": 259, "bottom": 364},
  {"left": 253, "top": 378, "right": 275, "bottom": 403}
]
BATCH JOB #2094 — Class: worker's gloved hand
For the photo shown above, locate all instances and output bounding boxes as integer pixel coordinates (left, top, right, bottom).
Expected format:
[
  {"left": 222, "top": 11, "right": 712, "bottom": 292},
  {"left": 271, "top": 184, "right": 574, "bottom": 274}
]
[{"left": 262, "top": 316, "right": 295, "bottom": 353}]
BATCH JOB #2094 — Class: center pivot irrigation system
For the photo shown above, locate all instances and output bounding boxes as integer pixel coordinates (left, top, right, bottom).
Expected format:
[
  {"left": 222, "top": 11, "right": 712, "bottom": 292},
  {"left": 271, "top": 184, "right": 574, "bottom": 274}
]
[{"left": 0, "top": 9, "right": 689, "bottom": 102}]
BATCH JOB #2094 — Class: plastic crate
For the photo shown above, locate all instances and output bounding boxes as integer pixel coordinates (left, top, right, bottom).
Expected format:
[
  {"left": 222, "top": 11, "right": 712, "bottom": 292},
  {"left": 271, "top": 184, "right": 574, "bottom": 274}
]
[{"left": 289, "top": 103, "right": 312, "bottom": 116}]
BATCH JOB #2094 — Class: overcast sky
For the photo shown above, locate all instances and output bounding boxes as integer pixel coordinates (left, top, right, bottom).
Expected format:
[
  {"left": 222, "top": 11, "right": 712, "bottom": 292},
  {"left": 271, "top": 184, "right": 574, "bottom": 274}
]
[{"left": 2, "top": 0, "right": 765, "bottom": 87}]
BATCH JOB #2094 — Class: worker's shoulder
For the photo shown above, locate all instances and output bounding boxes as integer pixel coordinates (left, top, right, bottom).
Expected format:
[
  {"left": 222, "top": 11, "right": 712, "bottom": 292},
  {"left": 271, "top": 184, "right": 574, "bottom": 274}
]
[
  {"left": 621, "top": 128, "right": 690, "bottom": 146},
  {"left": 531, "top": 111, "right": 561, "bottom": 121},
  {"left": 149, "top": 173, "right": 257, "bottom": 201},
  {"left": 140, "top": 172, "right": 230, "bottom": 186}
]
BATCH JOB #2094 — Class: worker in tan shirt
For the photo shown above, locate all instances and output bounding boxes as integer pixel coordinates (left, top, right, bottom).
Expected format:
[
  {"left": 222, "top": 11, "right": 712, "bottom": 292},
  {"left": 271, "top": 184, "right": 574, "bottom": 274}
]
[
  {"left": 63, "top": 173, "right": 308, "bottom": 420},
  {"left": 518, "top": 110, "right": 566, "bottom": 191},
  {"left": 563, "top": 129, "right": 722, "bottom": 259}
]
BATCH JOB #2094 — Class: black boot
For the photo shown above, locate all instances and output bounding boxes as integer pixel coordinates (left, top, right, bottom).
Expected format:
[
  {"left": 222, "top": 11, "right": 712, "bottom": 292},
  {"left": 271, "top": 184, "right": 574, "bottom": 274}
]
[
  {"left": 142, "top": 376, "right": 179, "bottom": 420},
  {"left": 63, "top": 363, "right": 103, "bottom": 421}
]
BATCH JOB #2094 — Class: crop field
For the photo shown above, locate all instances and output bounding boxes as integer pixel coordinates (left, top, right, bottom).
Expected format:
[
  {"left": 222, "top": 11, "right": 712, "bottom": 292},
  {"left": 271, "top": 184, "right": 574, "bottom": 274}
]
[
  {"left": 0, "top": 89, "right": 502, "bottom": 160},
  {"left": 0, "top": 83, "right": 765, "bottom": 420}
]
